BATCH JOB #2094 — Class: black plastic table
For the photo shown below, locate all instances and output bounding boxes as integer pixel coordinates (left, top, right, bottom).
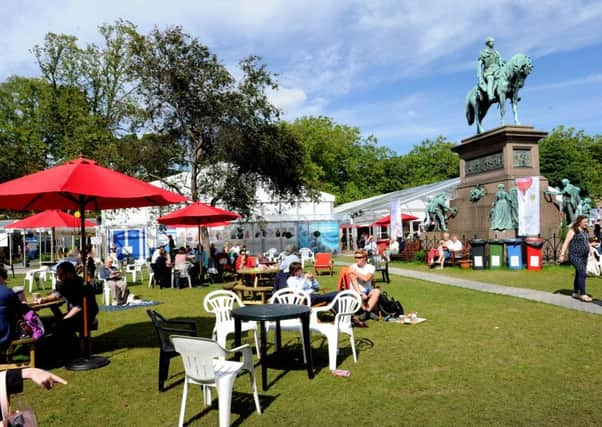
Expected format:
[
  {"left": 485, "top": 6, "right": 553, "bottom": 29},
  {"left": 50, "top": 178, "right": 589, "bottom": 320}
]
[{"left": 232, "top": 304, "right": 314, "bottom": 391}]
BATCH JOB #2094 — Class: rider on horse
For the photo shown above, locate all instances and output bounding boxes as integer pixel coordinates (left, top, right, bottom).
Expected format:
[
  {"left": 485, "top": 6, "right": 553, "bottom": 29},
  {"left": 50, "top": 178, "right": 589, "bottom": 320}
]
[{"left": 478, "top": 37, "right": 504, "bottom": 100}]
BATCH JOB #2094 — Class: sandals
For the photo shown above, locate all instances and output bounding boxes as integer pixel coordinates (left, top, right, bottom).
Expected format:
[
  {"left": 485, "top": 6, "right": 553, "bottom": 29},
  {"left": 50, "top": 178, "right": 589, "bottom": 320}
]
[{"left": 573, "top": 293, "right": 593, "bottom": 302}]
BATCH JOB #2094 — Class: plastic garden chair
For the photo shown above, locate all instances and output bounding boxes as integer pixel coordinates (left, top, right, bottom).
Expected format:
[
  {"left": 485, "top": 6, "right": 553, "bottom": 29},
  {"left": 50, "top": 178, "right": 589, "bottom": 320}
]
[
  {"left": 310, "top": 290, "right": 362, "bottom": 371},
  {"left": 146, "top": 310, "right": 198, "bottom": 392},
  {"left": 203, "top": 290, "right": 260, "bottom": 358},
  {"left": 171, "top": 335, "right": 262, "bottom": 427},
  {"left": 299, "top": 248, "right": 315, "bottom": 269},
  {"left": 266, "top": 288, "right": 311, "bottom": 363},
  {"left": 314, "top": 252, "right": 334, "bottom": 276}
]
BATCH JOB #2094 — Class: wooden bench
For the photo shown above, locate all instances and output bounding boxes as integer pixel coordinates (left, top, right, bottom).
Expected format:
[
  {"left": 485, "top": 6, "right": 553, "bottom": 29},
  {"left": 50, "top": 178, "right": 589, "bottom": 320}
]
[
  {"left": 389, "top": 240, "right": 421, "bottom": 261},
  {"left": 0, "top": 337, "right": 36, "bottom": 369}
]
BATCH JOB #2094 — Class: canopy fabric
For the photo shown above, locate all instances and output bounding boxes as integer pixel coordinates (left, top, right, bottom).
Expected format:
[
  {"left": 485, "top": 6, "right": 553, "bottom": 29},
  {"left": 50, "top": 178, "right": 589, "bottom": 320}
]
[
  {"left": 371, "top": 213, "right": 419, "bottom": 226},
  {"left": 0, "top": 156, "right": 187, "bottom": 211},
  {"left": 166, "top": 221, "right": 232, "bottom": 228},
  {"left": 158, "top": 202, "right": 239, "bottom": 226},
  {"left": 5, "top": 210, "right": 95, "bottom": 229}
]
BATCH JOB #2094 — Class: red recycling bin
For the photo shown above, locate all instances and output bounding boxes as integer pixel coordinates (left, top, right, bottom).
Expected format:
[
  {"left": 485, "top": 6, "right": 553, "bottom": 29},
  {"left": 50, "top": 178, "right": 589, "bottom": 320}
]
[{"left": 525, "top": 238, "right": 544, "bottom": 270}]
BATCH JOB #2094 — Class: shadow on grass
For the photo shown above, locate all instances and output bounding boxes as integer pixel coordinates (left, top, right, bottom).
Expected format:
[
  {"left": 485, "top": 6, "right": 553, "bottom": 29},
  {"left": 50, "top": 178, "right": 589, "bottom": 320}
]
[
  {"left": 92, "top": 316, "right": 214, "bottom": 353},
  {"left": 183, "top": 391, "right": 276, "bottom": 426}
]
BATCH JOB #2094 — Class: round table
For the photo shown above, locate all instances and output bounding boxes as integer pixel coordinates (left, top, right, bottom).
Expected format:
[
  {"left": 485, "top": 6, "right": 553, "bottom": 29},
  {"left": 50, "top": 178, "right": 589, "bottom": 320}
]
[{"left": 232, "top": 304, "right": 314, "bottom": 390}]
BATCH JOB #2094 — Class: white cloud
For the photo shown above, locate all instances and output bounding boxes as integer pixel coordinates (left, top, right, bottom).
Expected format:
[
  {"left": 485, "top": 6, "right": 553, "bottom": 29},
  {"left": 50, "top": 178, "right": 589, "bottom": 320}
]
[
  {"left": 1, "top": 0, "right": 601, "bottom": 149},
  {"left": 268, "top": 87, "right": 307, "bottom": 111}
]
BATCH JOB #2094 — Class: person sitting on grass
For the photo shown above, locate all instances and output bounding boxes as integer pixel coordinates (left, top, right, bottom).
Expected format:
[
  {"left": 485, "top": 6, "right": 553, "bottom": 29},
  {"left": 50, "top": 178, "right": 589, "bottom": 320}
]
[{"left": 349, "top": 249, "right": 380, "bottom": 319}]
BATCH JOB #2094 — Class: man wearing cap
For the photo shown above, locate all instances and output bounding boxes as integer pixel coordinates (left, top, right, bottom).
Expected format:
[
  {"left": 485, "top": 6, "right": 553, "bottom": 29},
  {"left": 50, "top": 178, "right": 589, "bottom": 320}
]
[{"left": 478, "top": 36, "right": 504, "bottom": 99}]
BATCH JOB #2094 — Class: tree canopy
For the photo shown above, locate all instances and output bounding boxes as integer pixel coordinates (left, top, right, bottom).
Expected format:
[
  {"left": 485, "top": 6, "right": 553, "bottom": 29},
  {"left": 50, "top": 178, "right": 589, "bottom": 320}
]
[{"left": 539, "top": 126, "right": 602, "bottom": 201}]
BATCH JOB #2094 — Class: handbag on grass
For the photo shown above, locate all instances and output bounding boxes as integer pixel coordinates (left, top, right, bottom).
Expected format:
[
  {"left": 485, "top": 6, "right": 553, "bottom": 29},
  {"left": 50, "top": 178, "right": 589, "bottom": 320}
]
[{"left": 0, "top": 371, "right": 38, "bottom": 427}]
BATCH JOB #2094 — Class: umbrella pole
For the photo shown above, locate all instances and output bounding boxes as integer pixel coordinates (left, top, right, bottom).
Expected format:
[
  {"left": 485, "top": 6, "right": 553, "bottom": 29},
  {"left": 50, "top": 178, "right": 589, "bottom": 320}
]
[{"left": 65, "top": 202, "right": 110, "bottom": 371}]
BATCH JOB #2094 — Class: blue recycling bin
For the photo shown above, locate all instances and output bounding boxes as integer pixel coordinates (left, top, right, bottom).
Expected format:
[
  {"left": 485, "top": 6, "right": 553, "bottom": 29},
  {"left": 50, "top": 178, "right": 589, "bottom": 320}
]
[{"left": 504, "top": 238, "right": 523, "bottom": 270}]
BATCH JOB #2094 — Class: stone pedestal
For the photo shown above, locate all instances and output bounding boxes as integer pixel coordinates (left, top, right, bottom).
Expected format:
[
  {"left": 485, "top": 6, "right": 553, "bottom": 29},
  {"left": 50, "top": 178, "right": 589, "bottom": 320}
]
[{"left": 447, "top": 125, "right": 561, "bottom": 239}]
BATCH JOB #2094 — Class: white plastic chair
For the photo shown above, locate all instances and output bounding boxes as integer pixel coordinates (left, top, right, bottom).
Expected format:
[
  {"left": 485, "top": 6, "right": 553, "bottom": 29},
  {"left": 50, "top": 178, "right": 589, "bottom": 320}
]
[
  {"left": 310, "top": 289, "right": 362, "bottom": 371},
  {"left": 171, "top": 335, "right": 261, "bottom": 427},
  {"left": 299, "top": 248, "right": 315, "bottom": 269},
  {"left": 264, "top": 248, "right": 278, "bottom": 261},
  {"left": 24, "top": 267, "right": 47, "bottom": 292},
  {"left": 96, "top": 269, "right": 127, "bottom": 306},
  {"left": 203, "top": 290, "right": 260, "bottom": 359},
  {"left": 172, "top": 263, "right": 192, "bottom": 288},
  {"left": 266, "top": 288, "right": 311, "bottom": 363},
  {"left": 126, "top": 259, "right": 145, "bottom": 283}
]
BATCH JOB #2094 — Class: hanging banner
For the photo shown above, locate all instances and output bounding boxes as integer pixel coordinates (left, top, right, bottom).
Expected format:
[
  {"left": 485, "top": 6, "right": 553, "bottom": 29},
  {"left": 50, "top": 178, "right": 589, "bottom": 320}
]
[
  {"left": 516, "top": 176, "right": 540, "bottom": 236},
  {"left": 390, "top": 199, "right": 402, "bottom": 240}
]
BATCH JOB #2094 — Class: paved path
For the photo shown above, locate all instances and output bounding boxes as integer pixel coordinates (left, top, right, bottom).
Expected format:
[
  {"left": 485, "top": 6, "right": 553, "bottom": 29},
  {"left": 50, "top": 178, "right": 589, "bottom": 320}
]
[{"left": 336, "top": 261, "right": 602, "bottom": 315}]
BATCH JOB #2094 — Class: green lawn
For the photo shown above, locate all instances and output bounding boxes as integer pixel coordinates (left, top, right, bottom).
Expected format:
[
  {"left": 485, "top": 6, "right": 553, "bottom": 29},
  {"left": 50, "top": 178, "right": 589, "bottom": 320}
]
[
  {"left": 386, "top": 258, "right": 602, "bottom": 295},
  {"left": 5, "top": 268, "right": 602, "bottom": 426}
]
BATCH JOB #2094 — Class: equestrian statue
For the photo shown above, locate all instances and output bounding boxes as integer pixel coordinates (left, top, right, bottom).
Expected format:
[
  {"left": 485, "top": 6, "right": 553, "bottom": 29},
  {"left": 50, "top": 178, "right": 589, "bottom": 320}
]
[{"left": 466, "top": 37, "right": 533, "bottom": 134}]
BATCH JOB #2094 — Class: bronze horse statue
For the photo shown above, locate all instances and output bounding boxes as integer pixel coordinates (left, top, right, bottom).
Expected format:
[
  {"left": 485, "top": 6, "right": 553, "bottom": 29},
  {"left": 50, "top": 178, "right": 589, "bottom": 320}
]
[{"left": 466, "top": 53, "right": 533, "bottom": 134}]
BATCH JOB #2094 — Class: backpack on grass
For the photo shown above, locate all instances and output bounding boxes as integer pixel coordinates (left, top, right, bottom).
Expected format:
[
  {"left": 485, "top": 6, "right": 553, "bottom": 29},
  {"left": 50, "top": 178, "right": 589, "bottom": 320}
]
[{"left": 378, "top": 291, "right": 404, "bottom": 317}]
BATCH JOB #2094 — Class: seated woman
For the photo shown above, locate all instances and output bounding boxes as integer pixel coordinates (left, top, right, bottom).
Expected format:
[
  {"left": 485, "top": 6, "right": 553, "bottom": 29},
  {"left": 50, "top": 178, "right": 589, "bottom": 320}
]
[
  {"left": 174, "top": 247, "right": 190, "bottom": 269},
  {"left": 153, "top": 248, "right": 172, "bottom": 289},
  {"left": 389, "top": 239, "right": 400, "bottom": 255},
  {"left": 433, "top": 240, "right": 446, "bottom": 269},
  {"left": 0, "top": 267, "right": 28, "bottom": 351},
  {"left": 99, "top": 258, "right": 129, "bottom": 305}
]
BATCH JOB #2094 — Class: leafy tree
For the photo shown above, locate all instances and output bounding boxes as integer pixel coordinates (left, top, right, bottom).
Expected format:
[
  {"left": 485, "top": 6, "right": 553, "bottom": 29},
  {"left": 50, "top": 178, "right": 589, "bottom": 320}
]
[
  {"left": 539, "top": 126, "right": 602, "bottom": 201},
  {"left": 283, "top": 116, "right": 397, "bottom": 204},
  {"left": 127, "top": 25, "right": 305, "bottom": 212},
  {"left": 400, "top": 136, "right": 459, "bottom": 187},
  {"left": 0, "top": 77, "right": 49, "bottom": 181}
]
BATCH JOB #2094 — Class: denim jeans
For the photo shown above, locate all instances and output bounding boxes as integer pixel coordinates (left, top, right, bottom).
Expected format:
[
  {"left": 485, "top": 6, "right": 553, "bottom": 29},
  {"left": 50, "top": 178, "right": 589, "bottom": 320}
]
[{"left": 573, "top": 268, "right": 586, "bottom": 295}]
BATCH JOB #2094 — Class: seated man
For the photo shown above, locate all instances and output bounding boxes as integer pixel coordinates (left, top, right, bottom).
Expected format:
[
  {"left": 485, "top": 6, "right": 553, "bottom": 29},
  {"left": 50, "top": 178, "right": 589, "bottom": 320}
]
[
  {"left": 286, "top": 262, "right": 337, "bottom": 306},
  {"left": 34, "top": 261, "right": 98, "bottom": 357},
  {"left": 99, "top": 258, "right": 129, "bottom": 305},
  {"left": 448, "top": 234, "right": 464, "bottom": 261},
  {"left": 349, "top": 249, "right": 380, "bottom": 316}
]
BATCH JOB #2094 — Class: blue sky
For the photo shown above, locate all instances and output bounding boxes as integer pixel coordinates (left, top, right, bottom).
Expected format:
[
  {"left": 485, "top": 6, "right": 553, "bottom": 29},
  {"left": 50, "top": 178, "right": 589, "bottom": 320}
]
[{"left": 1, "top": 0, "right": 601, "bottom": 154}]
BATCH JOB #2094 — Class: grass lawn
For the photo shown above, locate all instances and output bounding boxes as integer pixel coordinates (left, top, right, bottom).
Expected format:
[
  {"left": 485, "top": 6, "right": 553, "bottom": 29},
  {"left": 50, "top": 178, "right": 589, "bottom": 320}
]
[
  {"left": 5, "top": 268, "right": 602, "bottom": 426},
  {"left": 385, "top": 258, "right": 602, "bottom": 296}
]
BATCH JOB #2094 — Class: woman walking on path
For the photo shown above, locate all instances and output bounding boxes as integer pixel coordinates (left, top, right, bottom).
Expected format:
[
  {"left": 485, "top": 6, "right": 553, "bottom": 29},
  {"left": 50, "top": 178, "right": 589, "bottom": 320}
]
[{"left": 560, "top": 215, "right": 593, "bottom": 302}]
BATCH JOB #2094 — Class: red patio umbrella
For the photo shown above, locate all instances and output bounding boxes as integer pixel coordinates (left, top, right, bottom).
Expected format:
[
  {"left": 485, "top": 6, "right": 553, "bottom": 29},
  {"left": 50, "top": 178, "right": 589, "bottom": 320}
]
[
  {"left": 6, "top": 210, "right": 97, "bottom": 264},
  {"left": 0, "top": 156, "right": 187, "bottom": 370},
  {"left": 158, "top": 202, "right": 239, "bottom": 247},
  {"left": 5, "top": 210, "right": 96, "bottom": 229},
  {"left": 371, "top": 213, "right": 419, "bottom": 226},
  {"left": 158, "top": 202, "right": 239, "bottom": 226},
  {"left": 0, "top": 156, "right": 186, "bottom": 259}
]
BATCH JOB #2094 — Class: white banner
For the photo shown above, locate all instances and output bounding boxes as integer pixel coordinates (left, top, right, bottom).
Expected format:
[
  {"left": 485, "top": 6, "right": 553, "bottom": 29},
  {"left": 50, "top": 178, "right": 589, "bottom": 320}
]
[
  {"left": 390, "top": 199, "right": 402, "bottom": 239},
  {"left": 516, "top": 176, "right": 540, "bottom": 236}
]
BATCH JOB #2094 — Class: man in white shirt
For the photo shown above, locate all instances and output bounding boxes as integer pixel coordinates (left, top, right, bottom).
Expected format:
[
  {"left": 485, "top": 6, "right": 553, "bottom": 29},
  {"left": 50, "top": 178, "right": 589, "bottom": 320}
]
[
  {"left": 448, "top": 234, "right": 463, "bottom": 260},
  {"left": 349, "top": 249, "right": 380, "bottom": 313}
]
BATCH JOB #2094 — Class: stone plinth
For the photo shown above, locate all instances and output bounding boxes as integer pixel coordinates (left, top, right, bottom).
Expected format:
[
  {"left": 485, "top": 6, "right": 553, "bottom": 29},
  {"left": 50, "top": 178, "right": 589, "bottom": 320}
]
[{"left": 447, "top": 125, "right": 561, "bottom": 239}]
